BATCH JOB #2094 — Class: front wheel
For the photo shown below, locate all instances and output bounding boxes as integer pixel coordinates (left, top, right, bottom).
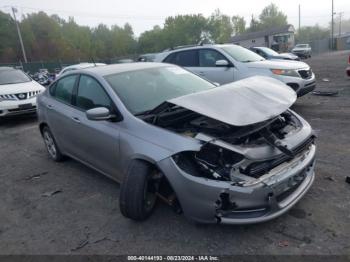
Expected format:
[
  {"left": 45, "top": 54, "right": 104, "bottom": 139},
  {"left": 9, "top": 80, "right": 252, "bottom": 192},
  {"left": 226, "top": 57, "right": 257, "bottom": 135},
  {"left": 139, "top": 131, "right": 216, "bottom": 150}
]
[{"left": 119, "top": 160, "right": 161, "bottom": 221}]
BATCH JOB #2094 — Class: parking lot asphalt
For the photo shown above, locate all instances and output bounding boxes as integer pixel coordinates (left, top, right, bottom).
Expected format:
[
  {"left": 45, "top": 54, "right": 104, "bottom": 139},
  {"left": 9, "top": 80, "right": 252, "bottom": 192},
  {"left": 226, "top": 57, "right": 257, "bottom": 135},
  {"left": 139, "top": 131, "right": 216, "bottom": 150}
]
[{"left": 0, "top": 51, "right": 350, "bottom": 255}]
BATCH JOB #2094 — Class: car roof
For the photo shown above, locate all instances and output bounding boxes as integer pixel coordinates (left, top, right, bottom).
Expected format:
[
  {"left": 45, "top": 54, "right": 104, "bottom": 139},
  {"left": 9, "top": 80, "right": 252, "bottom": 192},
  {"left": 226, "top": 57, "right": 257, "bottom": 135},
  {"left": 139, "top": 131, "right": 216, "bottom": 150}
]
[
  {"left": 0, "top": 66, "right": 15, "bottom": 71},
  {"left": 62, "top": 63, "right": 105, "bottom": 70},
  {"left": 161, "top": 44, "right": 246, "bottom": 54},
  {"left": 84, "top": 62, "right": 169, "bottom": 76}
]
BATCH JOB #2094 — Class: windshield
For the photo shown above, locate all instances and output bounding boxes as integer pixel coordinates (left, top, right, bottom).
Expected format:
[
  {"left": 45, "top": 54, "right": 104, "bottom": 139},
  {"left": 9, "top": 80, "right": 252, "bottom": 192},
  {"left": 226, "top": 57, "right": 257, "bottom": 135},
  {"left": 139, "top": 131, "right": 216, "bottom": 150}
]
[
  {"left": 104, "top": 66, "right": 215, "bottom": 114},
  {"left": 0, "top": 69, "right": 31, "bottom": 85},
  {"left": 296, "top": 44, "right": 308, "bottom": 48},
  {"left": 258, "top": 47, "right": 279, "bottom": 56},
  {"left": 220, "top": 45, "right": 265, "bottom": 62}
]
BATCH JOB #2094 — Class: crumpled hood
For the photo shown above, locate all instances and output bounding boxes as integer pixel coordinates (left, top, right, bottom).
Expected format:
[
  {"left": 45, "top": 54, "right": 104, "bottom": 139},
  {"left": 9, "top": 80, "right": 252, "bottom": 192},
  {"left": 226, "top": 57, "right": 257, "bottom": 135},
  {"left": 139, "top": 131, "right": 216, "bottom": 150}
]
[
  {"left": 246, "top": 59, "right": 308, "bottom": 70},
  {"left": 168, "top": 76, "right": 296, "bottom": 127}
]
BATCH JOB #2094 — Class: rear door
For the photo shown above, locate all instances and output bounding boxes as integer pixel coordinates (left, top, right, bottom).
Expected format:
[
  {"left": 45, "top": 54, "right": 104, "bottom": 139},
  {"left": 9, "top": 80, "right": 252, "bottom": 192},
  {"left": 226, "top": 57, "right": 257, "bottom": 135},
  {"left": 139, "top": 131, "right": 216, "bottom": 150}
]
[
  {"left": 163, "top": 49, "right": 199, "bottom": 74},
  {"left": 45, "top": 74, "right": 79, "bottom": 154}
]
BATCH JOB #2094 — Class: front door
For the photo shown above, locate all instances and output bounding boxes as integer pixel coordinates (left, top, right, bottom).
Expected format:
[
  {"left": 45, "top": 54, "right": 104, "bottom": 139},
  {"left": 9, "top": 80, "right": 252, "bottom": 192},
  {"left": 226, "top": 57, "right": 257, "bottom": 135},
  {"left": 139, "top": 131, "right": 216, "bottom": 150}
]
[
  {"left": 69, "top": 75, "right": 121, "bottom": 179},
  {"left": 192, "top": 49, "right": 234, "bottom": 85}
]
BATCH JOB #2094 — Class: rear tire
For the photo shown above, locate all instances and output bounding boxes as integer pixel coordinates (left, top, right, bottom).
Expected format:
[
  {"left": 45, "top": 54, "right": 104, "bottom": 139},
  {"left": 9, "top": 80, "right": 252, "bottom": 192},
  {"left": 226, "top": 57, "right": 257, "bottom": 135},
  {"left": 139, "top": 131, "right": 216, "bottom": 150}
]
[
  {"left": 42, "top": 126, "right": 64, "bottom": 162},
  {"left": 119, "top": 160, "right": 160, "bottom": 221}
]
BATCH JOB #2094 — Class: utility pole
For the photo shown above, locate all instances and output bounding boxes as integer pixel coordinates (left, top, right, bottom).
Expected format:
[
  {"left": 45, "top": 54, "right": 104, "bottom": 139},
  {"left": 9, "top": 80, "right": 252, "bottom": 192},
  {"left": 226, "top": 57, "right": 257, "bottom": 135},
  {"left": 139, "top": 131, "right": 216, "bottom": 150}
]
[
  {"left": 298, "top": 4, "right": 301, "bottom": 34},
  {"left": 331, "top": 0, "right": 334, "bottom": 50},
  {"left": 339, "top": 12, "right": 344, "bottom": 36},
  {"left": 11, "top": 7, "right": 27, "bottom": 63}
]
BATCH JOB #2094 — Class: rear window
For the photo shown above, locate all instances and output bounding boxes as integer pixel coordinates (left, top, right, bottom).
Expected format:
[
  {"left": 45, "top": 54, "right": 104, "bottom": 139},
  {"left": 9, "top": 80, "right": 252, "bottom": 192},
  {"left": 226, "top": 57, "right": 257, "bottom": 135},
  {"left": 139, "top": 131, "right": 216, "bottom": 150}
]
[{"left": 0, "top": 69, "right": 31, "bottom": 85}]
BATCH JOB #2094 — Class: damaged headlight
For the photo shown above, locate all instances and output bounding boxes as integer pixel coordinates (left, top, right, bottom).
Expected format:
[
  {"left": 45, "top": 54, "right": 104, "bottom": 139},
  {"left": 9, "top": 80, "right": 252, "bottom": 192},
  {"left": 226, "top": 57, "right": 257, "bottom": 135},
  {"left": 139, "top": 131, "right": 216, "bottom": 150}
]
[
  {"left": 271, "top": 69, "right": 300, "bottom": 78},
  {"left": 173, "top": 144, "right": 244, "bottom": 181}
]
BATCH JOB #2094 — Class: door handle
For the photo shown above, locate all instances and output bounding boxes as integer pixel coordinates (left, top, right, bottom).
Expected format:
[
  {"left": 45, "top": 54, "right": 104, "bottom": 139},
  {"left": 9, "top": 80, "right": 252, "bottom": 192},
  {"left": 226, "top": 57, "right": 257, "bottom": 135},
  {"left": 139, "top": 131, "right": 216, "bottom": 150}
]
[{"left": 71, "top": 117, "right": 81, "bottom": 123}]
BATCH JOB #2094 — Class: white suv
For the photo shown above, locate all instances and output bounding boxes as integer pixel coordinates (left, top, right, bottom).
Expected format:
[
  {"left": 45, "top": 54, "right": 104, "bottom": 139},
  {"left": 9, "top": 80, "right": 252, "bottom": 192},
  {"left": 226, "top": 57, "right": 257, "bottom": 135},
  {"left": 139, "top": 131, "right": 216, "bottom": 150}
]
[
  {"left": 0, "top": 67, "right": 45, "bottom": 117},
  {"left": 155, "top": 44, "right": 316, "bottom": 97}
]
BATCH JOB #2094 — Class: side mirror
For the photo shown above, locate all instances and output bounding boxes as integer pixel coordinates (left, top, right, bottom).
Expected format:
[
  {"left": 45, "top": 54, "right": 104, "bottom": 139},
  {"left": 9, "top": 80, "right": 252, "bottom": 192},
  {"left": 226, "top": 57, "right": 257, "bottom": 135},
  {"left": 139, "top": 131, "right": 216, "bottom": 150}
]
[
  {"left": 215, "top": 60, "right": 230, "bottom": 67},
  {"left": 86, "top": 107, "right": 114, "bottom": 121}
]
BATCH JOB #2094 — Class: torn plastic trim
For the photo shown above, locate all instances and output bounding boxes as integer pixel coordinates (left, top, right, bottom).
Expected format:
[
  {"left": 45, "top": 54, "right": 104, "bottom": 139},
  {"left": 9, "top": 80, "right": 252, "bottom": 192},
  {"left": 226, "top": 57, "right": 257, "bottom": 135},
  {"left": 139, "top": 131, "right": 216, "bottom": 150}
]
[{"left": 243, "top": 144, "right": 316, "bottom": 187}]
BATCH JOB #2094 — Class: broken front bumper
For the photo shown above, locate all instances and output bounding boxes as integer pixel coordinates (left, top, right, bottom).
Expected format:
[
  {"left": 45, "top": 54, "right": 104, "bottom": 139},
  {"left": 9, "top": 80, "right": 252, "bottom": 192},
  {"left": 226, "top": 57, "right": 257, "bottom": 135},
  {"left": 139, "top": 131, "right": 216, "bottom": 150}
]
[{"left": 158, "top": 144, "right": 316, "bottom": 224}]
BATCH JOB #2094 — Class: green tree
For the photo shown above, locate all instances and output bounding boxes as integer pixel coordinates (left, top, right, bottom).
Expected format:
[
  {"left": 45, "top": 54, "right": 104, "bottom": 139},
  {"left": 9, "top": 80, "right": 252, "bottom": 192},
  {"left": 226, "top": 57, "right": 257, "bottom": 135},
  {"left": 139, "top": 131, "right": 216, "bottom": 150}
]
[
  {"left": 0, "top": 11, "right": 17, "bottom": 62},
  {"left": 110, "top": 23, "right": 137, "bottom": 57},
  {"left": 248, "top": 15, "right": 261, "bottom": 32},
  {"left": 258, "top": 3, "right": 288, "bottom": 29},
  {"left": 91, "top": 24, "right": 113, "bottom": 59},
  {"left": 232, "top": 16, "right": 246, "bottom": 35},
  {"left": 296, "top": 25, "right": 330, "bottom": 43},
  {"left": 61, "top": 17, "right": 93, "bottom": 61},
  {"left": 163, "top": 14, "right": 209, "bottom": 47},
  {"left": 20, "top": 11, "right": 67, "bottom": 61},
  {"left": 138, "top": 25, "right": 166, "bottom": 53},
  {"left": 208, "top": 9, "right": 234, "bottom": 43}
]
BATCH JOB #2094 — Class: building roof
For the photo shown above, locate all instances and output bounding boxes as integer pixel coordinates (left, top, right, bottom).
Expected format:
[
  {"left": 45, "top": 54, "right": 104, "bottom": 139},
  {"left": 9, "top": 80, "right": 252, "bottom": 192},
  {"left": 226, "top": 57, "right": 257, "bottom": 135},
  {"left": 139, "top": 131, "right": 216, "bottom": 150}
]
[{"left": 230, "top": 24, "right": 295, "bottom": 43}]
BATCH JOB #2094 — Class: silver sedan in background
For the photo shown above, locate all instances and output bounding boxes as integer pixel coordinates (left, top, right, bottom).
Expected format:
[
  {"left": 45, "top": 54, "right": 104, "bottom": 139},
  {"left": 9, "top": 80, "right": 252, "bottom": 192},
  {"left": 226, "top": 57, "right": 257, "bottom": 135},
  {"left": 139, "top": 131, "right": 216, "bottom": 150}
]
[{"left": 37, "top": 63, "right": 316, "bottom": 224}]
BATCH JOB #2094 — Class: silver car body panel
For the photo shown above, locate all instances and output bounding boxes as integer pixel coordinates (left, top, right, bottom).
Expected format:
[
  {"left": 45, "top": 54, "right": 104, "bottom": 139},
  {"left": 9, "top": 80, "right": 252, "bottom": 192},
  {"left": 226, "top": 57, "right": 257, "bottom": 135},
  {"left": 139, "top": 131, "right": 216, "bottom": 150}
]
[
  {"left": 168, "top": 76, "right": 296, "bottom": 126},
  {"left": 155, "top": 44, "right": 316, "bottom": 96},
  {"left": 37, "top": 63, "right": 316, "bottom": 224}
]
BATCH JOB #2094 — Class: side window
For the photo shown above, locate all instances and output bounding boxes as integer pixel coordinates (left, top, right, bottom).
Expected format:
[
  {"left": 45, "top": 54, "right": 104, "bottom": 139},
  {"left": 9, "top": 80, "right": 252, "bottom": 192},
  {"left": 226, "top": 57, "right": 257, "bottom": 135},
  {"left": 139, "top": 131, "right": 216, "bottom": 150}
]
[
  {"left": 165, "top": 50, "right": 198, "bottom": 67},
  {"left": 163, "top": 53, "right": 176, "bottom": 63},
  {"left": 257, "top": 50, "right": 266, "bottom": 58},
  {"left": 53, "top": 75, "right": 77, "bottom": 104},
  {"left": 199, "top": 49, "right": 228, "bottom": 67},
  {"left": 76, "top": 75, "right": 112, "bottom": 111}
]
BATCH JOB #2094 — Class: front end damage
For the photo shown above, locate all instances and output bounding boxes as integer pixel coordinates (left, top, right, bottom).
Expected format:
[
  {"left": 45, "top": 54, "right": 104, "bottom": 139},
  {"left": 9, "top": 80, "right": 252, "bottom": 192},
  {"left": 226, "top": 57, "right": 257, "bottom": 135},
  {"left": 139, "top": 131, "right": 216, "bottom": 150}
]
[{"left": 155, "top": 110, "right": 316, "bottom": 224}]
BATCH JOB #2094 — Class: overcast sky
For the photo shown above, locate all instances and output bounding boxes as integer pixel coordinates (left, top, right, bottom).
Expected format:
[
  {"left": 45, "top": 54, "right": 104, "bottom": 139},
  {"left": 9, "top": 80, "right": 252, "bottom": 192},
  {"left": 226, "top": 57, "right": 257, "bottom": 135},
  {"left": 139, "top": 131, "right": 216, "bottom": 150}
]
[{"left": 1, "top": 0, "right": 349, "bottom": 36}]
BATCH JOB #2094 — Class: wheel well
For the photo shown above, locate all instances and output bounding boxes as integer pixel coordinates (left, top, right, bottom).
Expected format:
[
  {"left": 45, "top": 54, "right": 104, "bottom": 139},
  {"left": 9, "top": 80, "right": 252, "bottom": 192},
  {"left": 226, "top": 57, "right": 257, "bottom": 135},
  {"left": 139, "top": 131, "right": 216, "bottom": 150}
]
[
  {"left": 39, "top": 123, "right": 48, "bottom": 135},
  {"left": 134, "top": 159, "right": 182, "bottom": 213}
]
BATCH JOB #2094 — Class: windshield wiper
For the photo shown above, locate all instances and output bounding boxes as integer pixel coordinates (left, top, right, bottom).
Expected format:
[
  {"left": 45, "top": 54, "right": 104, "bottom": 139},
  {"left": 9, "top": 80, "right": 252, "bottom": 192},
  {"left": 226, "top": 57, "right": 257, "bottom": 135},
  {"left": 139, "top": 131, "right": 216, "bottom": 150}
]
[{"left": 135, "top": 102, "right": 173, "bottom": 117}]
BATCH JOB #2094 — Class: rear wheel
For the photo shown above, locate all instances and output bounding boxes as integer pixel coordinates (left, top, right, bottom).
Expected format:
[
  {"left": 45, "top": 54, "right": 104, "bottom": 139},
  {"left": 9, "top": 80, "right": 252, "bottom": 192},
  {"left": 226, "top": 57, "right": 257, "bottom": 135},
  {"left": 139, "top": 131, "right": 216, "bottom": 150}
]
[
  {"left": 42, "top": 126, "right": 64, "bottom": 162},
  {"left": 119, "top": 160, "right": 161, "bottom": 221}
]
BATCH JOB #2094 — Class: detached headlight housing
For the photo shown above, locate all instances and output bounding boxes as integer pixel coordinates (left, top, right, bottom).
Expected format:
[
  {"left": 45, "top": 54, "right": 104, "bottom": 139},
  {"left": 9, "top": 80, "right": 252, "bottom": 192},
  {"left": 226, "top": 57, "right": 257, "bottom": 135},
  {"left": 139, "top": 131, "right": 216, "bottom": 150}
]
[{"left": 271, "top": 69, "right": 300, "bottom": 78}]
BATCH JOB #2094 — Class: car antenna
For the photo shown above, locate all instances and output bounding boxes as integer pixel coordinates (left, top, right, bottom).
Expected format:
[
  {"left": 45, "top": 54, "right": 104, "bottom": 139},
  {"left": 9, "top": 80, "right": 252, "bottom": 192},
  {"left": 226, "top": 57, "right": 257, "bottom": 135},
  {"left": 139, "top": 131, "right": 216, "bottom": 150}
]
[{"left": 91, "top": 57, "right": 97, "bottom": 67}]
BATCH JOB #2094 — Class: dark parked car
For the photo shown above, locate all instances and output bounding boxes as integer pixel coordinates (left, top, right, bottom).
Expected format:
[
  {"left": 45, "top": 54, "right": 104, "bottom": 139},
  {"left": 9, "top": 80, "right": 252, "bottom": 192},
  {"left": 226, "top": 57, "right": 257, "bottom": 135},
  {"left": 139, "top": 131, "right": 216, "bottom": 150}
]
[
  {"left": 250, "top": 47, "right": 300, "bottom": 61},
  {"left": 37, "top": 63, "right": 316, "bottom": 224}
]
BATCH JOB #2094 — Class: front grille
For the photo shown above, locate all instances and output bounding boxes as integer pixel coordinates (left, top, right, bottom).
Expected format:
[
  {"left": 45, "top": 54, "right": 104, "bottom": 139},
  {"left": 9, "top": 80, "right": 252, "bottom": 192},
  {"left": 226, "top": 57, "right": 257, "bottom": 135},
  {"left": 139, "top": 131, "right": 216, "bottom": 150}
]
[
  {"left": 8, "top": 105, "right": 36, "bottom": 112},
  {"left": 0, "top": 90, "right": 41, "bottom": 101},
  {"left": 242, "top": 136, "right": 315, "bottom": 178},
  {"left": 287, "top": 83, "right": 299, "bottom": 91},
  {"left": 298, "top": 69, "right": 313, "bottom": 79},
  {"left": 0, "top": 94, "right": 17, "bottom": 101}
]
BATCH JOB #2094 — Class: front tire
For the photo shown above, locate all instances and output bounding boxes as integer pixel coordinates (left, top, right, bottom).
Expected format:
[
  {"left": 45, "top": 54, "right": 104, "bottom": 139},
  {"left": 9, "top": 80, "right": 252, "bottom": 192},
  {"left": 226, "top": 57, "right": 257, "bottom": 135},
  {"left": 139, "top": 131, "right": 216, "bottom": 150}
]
[
  {"left": 119, "top": 160, "right": 161, "bottom": 221},
  {"left": 42, "top": 126, "right": 64, "bottom": 162}
]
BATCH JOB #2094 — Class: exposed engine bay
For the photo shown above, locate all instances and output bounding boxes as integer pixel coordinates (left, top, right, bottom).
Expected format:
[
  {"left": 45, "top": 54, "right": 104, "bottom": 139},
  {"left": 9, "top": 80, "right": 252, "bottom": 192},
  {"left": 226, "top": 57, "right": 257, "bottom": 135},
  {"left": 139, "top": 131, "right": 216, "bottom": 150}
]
[{"left": 141, "top": 105, "right": 315, "bottom": 186}]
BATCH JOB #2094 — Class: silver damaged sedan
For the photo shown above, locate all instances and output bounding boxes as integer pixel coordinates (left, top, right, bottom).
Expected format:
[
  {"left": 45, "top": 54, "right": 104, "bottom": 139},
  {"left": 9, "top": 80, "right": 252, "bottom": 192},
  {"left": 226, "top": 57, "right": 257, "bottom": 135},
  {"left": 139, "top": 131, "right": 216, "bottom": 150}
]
[{"left": 37, "top": 63, "right": 316, "bottom": 224}]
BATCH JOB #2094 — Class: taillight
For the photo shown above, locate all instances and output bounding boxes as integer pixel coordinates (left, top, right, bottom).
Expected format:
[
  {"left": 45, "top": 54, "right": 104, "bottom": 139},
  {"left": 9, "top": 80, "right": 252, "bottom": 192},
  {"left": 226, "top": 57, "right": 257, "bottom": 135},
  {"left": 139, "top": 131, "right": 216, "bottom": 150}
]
[{"left": 348, "top": 55, "right": 350, "bottom": 65}]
